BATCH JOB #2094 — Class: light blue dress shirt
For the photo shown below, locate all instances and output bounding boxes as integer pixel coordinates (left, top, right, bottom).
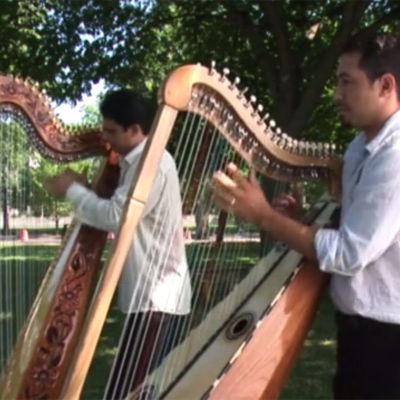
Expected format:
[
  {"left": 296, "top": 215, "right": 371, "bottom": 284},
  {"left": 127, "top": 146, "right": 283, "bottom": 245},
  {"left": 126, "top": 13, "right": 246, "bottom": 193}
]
[{"left": 315, "top": 110, "right": 400, "bottom": 324}]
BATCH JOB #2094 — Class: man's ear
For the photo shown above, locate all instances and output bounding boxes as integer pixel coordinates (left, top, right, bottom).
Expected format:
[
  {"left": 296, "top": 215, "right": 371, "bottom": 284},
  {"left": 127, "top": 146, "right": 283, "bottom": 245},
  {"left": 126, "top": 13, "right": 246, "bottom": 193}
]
[
  {"left": 379, "top": 73, "right": 396, "bottom": 97},
  {"left": 127, "top": 123, "right": 142, "bottom": 136}
]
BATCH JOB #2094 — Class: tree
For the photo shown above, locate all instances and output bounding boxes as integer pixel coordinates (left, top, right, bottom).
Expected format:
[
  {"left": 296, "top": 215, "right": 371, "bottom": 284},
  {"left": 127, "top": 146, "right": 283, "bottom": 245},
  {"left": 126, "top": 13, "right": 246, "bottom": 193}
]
[
  {"left": 2, "top": 0, "right": 399, "bottom": 242},
  {"left": 2, "top": 1, "right": 399, "bottom": 144}
]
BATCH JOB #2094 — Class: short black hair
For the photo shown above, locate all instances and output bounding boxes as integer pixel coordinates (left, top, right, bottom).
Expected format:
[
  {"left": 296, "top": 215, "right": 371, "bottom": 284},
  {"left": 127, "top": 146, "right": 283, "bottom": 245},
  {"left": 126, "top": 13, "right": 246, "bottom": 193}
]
[
  {"left": 341, "top": 33, "right": 400, "bottom": 98},
  {"left": 99, "top": 89, "right": 155, "bottom": 135}
]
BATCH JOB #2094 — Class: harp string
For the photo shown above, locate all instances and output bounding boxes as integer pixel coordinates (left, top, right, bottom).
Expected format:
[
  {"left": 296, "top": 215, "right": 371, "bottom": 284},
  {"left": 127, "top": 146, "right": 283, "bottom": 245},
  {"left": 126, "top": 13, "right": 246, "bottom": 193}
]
[
  {"left": 0, "top": 109, "right": 52, "bottom": 380},
  {"left": 102, "top": 152, "right": 191, "bottom": 397},
  {"left": 132, "top": 112, "right": 267, "bottom": 397}
]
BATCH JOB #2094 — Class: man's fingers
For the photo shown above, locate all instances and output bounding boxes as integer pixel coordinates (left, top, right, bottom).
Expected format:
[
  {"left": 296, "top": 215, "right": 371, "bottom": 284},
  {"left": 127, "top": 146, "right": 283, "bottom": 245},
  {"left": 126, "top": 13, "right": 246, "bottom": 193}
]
[
  {"left": 292, "top": 181, "right": 303, "bottom": 201},
  {"left": 212, "top": 170, "right": 239, "bottom": 212},
  {"left": 226, "top": 163, "right": 248, "bottom": 186},
  {"left": 213, "top": 170, "right": 238, "bottom": 190}
]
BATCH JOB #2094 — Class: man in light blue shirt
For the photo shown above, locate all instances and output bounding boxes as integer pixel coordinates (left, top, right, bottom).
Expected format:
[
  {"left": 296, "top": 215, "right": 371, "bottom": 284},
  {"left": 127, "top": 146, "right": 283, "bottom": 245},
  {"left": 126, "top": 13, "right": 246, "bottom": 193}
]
[{"left": 213, "top": 33, "right": 400, "bottom": 399}]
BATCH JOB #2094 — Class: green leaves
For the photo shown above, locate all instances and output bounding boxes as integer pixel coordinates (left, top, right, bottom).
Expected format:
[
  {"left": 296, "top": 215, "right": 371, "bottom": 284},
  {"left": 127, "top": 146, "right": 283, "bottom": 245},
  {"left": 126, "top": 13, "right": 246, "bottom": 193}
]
[{"left": 1, "top": 0, "right": 399, "bottom": 144}]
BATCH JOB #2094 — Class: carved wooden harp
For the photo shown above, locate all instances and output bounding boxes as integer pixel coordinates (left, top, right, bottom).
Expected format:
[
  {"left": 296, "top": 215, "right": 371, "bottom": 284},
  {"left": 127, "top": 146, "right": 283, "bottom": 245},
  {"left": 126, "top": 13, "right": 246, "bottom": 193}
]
[
  {"left": 0, "top": 75, "right": 120, "bottom": 399},
  {"left": 61, "top": 64, "right": 339, "bottom": 399}
]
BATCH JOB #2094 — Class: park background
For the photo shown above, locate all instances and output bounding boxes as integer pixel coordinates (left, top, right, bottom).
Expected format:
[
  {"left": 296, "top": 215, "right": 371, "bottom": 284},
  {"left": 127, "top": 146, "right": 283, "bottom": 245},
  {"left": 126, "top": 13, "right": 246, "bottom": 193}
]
[{"left": 1, "top": 1, "right": 399, "bottom": 398}]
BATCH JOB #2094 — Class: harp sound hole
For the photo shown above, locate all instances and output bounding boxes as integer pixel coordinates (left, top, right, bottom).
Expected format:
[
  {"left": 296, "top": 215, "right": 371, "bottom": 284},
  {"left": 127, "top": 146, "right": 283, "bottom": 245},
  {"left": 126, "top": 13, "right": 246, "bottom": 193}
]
[{"left": 225, "top": 312, "right": 255, "bottom": 341}]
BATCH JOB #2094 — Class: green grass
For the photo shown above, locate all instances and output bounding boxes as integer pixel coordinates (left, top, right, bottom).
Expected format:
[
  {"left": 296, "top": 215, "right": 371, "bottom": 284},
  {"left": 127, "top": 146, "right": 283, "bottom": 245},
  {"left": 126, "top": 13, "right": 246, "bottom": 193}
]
[{"left": 0, "top": 243, "right": 336, "bottom": 399}]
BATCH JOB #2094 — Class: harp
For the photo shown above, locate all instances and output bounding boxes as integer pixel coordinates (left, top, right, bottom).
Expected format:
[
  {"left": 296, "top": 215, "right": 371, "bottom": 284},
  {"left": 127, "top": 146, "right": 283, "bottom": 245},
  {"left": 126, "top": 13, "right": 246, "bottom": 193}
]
[
  {"left": 0, "top": 75, "right": 120, "bottom": 399},
  {"left": 0, "top": 64, "right": 341, "bottom": 400}
]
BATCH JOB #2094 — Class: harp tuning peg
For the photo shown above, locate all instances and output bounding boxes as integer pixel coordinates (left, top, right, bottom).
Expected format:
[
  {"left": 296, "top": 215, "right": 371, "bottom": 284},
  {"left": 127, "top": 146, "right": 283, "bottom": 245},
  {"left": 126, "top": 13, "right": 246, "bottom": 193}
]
[
  {"left": 219, "top": 67, "right": 230, "bottom": 82},
  {"left": 238, "top": 86, "right": 248, "bottom": 100},
  {"left": 229, "top": 76, "right": 240, "bottom": 90},
  {"left": 246, "top": 94, "right": 256, "bottom": 110},
  {"left": 262, "top": 112, "right": 270, "bottom": 122},
  {"left": 255, "top": 104, "right": 264, "bottom": 124},
  {"left": 209, "top": 61, "right": 217, "bottom": 75}
]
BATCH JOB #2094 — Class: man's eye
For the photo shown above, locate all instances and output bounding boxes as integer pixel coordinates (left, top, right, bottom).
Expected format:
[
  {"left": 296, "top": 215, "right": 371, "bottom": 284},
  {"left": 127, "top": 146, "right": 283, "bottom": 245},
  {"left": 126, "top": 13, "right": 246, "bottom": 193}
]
[{"left": 340, "top": 78, "right": 352, "bottom": 86}]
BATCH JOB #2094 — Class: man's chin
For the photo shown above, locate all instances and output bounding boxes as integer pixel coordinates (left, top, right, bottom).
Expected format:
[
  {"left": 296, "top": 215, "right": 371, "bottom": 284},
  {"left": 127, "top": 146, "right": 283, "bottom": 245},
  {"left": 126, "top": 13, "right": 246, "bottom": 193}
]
[
  {"left": 341, "top": 120, "right": 352, "bottom": 129},
  {"left": 339, "top": 115, "right": 352, "bottom": 129}
]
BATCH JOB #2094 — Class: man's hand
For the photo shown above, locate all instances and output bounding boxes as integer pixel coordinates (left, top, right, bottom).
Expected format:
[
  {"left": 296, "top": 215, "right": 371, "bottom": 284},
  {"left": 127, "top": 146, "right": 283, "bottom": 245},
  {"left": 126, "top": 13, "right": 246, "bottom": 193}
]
[
  {"left": 45, "top": 169, "right": 88, "bottom": 198},
  {"left": 212, "top": 163, "right": 272, "bottom": 227},
  {"left": 213, "top": 163, "right": 318, "bottom": 261},
  {"left": 272, "top": 182, "right": 303, "bottom": 219}
]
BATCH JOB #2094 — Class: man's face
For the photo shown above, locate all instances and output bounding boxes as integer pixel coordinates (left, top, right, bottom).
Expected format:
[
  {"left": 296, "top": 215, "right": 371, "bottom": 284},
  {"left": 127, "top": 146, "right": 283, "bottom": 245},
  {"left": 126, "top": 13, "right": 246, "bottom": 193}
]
[
  {"left": 334, "top": 52, "right": 382, "bottom": 131},
  {"left": 102, "top": 118, "right": 142, "bottom": 155}
]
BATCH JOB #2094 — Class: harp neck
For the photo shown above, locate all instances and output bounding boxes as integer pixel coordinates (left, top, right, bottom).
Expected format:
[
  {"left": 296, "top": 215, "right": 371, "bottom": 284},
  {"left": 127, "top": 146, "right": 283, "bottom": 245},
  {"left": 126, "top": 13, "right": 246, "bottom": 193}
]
[
  {"left": 0, "top": 75, "right": 108, "bottom": 161},
  {"left": 159, "top": 64, "right": 341, "bottom": 195}
]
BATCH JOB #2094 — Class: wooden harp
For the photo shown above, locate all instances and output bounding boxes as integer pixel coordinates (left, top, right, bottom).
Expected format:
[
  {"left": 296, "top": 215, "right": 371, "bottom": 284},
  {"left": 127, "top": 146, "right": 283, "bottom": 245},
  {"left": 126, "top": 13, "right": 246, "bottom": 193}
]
[
  {"left": 0, "top": 75, "right": 119, "bottom": 399},
  {"left": 61, "top": 64, "right": 340, "bottom": 399}
]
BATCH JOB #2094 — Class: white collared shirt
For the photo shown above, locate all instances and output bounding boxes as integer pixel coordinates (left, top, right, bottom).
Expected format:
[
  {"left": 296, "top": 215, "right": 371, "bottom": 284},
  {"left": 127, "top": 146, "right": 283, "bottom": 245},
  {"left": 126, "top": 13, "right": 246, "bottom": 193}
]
[
  {"left": 315, "top": 110, "right": 400, "bottom": 324},
  {"left": 66, "top": 139, "right": 191, "bottom": 314}
]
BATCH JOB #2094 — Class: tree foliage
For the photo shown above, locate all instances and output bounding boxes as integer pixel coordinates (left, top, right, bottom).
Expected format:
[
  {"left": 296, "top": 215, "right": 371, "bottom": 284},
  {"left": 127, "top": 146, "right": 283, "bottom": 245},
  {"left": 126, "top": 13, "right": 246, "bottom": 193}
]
[{"left": 1, "top": 0, "right": 399, "bottom": 147}]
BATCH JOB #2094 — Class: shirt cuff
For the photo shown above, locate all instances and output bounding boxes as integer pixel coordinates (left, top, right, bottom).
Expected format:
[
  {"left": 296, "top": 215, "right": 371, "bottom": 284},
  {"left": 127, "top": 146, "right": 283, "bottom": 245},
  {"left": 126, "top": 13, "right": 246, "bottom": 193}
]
[{"left": 314, "top": 228, "right": 336, "bottom": 273}]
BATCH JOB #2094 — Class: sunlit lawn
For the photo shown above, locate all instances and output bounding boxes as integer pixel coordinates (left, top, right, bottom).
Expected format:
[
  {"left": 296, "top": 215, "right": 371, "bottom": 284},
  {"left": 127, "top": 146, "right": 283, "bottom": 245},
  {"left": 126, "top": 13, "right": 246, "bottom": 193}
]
[{"left": 0, "top": 242, "right": 336, "bottom": 399}]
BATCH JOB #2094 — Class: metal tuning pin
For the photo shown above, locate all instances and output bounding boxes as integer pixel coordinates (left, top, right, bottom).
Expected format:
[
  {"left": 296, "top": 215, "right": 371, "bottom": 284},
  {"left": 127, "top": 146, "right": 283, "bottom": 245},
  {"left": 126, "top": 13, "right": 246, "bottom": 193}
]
[
  {"left": 245, "top": 94, "right": 256, "bottom": 111},
  {"left": 229, "top": 76, "right": 240, "bottom": 90},
  {"left": 220, "top": 67, "right": 230, "bottom": 84},
  {"left": 268, "top": 118, "right": 276, "bottom": 129},
  {"left": 256, "top": 104, "right": 264, "bottom": 124},
  {"left": 249, "top": 95, "right": 256, "bottom": 109},
  {"left": 262, "top": 112, "right": 270, "bottom": 122},
  {"left": 238, "top": 86, "right": 249, "bottom": 100},
  {"left": 209, "top": 61, "right": 217, "bottom": 75},
  {"left": 317, "top": 142, "right": 324, "bottom": 157}
]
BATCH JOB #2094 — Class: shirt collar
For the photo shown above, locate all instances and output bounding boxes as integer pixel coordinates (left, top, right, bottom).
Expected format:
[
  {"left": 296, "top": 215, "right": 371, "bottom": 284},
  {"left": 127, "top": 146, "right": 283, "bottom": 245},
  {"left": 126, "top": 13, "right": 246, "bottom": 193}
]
[
  {"left": 119, "top": 138, "right": 148, "bottom": 167},
  {"left": 364, "top": 109, "right": 400, "bottom": 155}
]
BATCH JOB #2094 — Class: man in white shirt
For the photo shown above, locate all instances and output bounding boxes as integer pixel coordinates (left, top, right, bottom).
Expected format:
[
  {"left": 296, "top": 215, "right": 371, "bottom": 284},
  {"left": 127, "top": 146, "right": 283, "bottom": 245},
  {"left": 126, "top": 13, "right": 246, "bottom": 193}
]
[
  {"left": 46, "top": 89, "right": 191, "bottom": 399},
  {"left": 213, "top": 33, "right": 400, "bottom": 399}
]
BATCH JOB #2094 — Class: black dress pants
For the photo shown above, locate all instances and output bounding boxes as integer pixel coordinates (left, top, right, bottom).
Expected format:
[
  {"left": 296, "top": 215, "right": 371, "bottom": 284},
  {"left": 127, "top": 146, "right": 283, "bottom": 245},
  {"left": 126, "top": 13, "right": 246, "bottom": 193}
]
[{"left": 334, "top": 311, "right": 400, "bottom": 400}]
